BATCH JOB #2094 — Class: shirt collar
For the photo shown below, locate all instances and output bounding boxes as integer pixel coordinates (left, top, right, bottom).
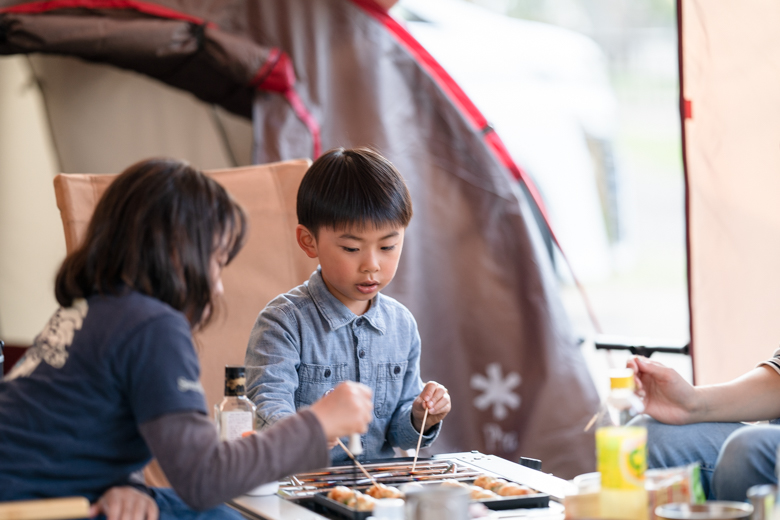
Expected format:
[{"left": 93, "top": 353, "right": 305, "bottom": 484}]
[{"left": 308, "top": 267, "right": 386, "bottom": 334}]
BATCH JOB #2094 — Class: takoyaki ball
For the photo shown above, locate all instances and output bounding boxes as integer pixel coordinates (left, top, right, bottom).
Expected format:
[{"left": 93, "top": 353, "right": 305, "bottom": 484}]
[
  {"left": 365, "top": 483, "right": 384, "bottom": 498},
  {"left": 441, "top": 479, "right": 469, "bottom": 489},
  {"left": 469, "top": 485, "right": 498, "bottom": 500},
  {"left": 345, "top": 490, "right": 361, "bottom": 508},
  {"left": 355, "top": 493, "right": 376, "bottom": 511},
  {"left": 366, "top": 483, "right": 403, "bottom": 499},
  {"left": 328, "top": 486, "right": 355, "bottom": 504},
  {"left": 487, "top": 479, "right": 509, "bottom": 493},
  {"left": 497, "top": 483, "right": 534, "bottom": 497},
  {"left": 473, "top": 475, "right": 498, "bottom": 489}
]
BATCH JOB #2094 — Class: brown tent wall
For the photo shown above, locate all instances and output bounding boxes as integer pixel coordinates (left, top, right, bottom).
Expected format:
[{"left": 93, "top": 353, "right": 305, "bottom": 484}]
[
  {"left": 0, "top": 0, "right": 599, "bottom": 478},
  {"left": 247, "top": 0, "right": 599, "bottom": 477},
  {"left": 680, "top": 1, "right": 780, "bottom": 384}
]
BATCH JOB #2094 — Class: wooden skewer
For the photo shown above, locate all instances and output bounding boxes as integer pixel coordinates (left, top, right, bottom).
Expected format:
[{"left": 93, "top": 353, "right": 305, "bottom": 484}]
[
  {"left": 583, "top": 412, "right": 599, "bottom": 433},
  {"left": 411, "top": 407, "right": 429, "bottom": 472},
  {"left": 336, "top": 438, "right": 378, "bottom": 485}
]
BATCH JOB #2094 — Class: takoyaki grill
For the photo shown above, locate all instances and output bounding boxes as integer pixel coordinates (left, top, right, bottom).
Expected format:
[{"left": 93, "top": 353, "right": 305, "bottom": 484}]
[{"left": 277, "top": 457, "right": 550, "bottom": 519}]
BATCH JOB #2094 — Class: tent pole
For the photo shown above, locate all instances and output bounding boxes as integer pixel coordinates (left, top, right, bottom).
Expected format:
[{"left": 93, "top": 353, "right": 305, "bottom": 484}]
[
  {"left": 210, "top": 105, "right": 239, "bottom": 168},
  {"left": 23, "top": 55, "right": 63, "bottom": 174}
]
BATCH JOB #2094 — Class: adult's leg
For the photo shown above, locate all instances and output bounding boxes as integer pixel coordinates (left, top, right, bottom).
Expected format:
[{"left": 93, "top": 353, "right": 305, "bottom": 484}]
[
  {"left": 636, "top": 416, "right": 745, "bottom": 499},
  {"left": 712, "top": 424, "right": 780, "bottom": 501},
  {"left": 151, "top": 488, "right": 244, "bottom": 520}
]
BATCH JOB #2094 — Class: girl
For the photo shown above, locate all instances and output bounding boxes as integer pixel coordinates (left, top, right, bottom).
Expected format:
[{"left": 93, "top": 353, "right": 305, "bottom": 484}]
[{"left": 0, "top": 158, "right": 373, "bottom": 519}]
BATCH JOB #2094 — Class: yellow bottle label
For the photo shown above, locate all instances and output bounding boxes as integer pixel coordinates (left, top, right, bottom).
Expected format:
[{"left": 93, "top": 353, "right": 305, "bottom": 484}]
[{"left": 596, "top": 426, "right": 647, "bottom": 490}]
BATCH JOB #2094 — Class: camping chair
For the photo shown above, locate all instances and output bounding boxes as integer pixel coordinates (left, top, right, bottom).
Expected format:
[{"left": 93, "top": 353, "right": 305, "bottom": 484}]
[
  {"left": 0, "top": 497, "right": 90, "bottom": 520},
  {"left": 52, "top": 159, "right": 317, "bottom": 487}
]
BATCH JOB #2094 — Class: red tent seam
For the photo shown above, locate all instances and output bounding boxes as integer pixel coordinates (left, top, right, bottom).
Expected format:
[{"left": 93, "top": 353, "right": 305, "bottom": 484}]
[
  {"left": 349, "top": 0, "right": 602, "bottom": 333},
  {"left": 0, "top": 0, "right": 216, "bottom": 28},
  {"left": 2, "top": 2, "right": 322, "bottom": 158},
  {"left": 251, "top": 49, "right": 322, "bottom": 159},
  {"left": 677, "top": 0, "right": 695, "bottom": 381}
]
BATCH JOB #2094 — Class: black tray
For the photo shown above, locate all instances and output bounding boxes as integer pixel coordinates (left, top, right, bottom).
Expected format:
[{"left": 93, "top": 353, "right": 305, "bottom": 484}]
[
  {"left": 311, "top": 487, "right": 549, "bottom": 519},
  {"left": 482, "top": 491, "right": 549, "bottom": 510},
  {"left": 312, "top": 493, "right": 373, "bottom": 520}
]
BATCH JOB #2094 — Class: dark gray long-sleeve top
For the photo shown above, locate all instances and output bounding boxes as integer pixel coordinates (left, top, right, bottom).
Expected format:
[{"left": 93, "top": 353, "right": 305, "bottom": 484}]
[{"left": 139, "top": 409, "right": 329, "bottom": 511}]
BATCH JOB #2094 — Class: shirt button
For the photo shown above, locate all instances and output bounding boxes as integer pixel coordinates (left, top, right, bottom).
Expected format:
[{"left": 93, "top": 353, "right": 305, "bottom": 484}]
[
  {"left": 394, "top": 365, "right": 401, "bottom": 375},
  {"left": 324, "top": 369, "right": 331, "bottom": 378},
  {"left": 359, "top": 350, "right": 366, "bottom": 359},
  {"left": 356, "top": 318, "right": 364, "bottom": 326}
]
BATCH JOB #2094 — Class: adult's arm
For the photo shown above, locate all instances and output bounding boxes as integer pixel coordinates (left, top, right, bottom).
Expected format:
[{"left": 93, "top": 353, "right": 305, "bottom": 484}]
[
  {"left": 140, "top": 409, "right": 328, "bottom": 511},
  {"left": 628, "top": 355, "right": 780, "bottom": 424}
]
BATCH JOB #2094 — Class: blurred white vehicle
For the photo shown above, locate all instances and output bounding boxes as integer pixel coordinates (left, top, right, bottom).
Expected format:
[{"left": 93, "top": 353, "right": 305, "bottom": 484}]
[{"left": 394, "top": 0, "right": 620, "bottom": 282}]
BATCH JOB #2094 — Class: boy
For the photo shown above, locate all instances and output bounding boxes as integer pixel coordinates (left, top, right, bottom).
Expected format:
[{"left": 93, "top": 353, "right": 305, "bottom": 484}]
[{"left": 245, "top": 147, "right": 451, "bottom": 462}]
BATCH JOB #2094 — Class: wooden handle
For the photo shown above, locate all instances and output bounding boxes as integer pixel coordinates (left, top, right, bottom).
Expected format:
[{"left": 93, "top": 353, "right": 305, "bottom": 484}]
[
  {"left": 411, "top": 407, "right": 429, "bottom": 472},
  {"left": 336, "top": 438, "right": 377, "bottom": 485},
  {"left": 0, "top": 497, "right": 90, "bottom": 520}
]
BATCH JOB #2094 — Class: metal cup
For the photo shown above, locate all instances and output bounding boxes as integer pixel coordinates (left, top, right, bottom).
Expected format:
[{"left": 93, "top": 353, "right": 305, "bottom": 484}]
[
  {"left": 404, "top": 485, "right": 470, "bottom": 520},
  {"left": 746, "top": 484, "right": 776, "bottom": 520},
  {"left": 654, "top": 501, "right": 753, "bottom": 520}
]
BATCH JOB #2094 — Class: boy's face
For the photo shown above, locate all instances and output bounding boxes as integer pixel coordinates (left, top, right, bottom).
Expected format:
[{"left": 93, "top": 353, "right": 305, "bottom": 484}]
[{"left": 296, "top": 223, "right": 405, "bottom": 315}]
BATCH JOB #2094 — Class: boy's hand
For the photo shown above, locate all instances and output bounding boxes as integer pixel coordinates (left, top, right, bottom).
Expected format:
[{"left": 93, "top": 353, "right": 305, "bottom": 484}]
[
  {"left": 310, "top": 381, "right": 373, "bottom": 443},
  {"left": 412, "top": 381, "right": 451, "bottom": 433}
]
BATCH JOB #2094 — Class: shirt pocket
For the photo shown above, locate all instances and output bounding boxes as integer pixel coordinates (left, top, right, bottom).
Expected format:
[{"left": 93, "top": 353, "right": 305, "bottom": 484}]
[
  {"left": 374, "top": 360, "right": 408, "bottom": 418},
  {"left": 296, "top": 362, "right": 348, "bottom": 408}
]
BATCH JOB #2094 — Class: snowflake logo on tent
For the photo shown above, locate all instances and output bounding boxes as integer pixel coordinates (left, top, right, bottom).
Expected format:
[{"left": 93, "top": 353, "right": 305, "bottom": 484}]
[{"left": 470, "top": 363, "right": 521, "bottom": 421}]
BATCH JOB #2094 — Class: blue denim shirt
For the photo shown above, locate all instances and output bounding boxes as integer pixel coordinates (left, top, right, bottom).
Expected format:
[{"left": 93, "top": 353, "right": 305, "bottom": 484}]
[{"left": 245, "top": 267, "right": 440, "bottom": 462}]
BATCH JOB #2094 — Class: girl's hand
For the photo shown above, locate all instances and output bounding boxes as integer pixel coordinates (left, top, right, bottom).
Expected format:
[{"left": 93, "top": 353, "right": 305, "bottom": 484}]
[
  {"left": 90, "top": 486, "right": 158, "bottom": 520},
  {"left": 627, "top": 356, "right": 698, "bottom": 424},
  {"left": 412, "top": 381, "right": 451, "bottom": 432},
  {"left": 310, "top": 381, "right": 373, "bottom": 442}
]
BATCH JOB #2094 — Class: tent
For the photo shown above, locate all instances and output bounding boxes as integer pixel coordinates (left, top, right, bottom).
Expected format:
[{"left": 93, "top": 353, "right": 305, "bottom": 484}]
[
  {"left": 0, "top": 0, "right": 602, "bottom": 479},
  {"left": 679, "top": 0, "right": 780, "bottom": 385}
]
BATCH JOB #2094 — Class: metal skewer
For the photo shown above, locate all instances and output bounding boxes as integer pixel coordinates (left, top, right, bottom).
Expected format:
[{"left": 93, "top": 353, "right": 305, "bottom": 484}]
[
  {"left": 411, "top": 407, "right": 429, "bottom": 472},
  {"left": 336, "top": 438, "right": 378, "bottom": 486}
]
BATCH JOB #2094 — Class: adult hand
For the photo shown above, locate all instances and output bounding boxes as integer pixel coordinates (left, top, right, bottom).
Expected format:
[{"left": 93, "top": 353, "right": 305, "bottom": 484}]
[
  {"left": 90, "top": 486, "right": 158, "bottom": 520},
  {"left": 310, "top": 381, "right": 373, "bottom": 442},
  {"left": 412, "top": 381, "right": 451, "bottom": 432},
  {"left": 627, "top": 355, "right": 698, "bottom": 424}
]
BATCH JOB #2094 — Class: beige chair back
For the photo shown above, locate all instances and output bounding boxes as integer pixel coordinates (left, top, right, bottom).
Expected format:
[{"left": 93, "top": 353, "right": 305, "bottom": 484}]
[{"left": 53, "top": 159, "right": 317, "bottom": 410}]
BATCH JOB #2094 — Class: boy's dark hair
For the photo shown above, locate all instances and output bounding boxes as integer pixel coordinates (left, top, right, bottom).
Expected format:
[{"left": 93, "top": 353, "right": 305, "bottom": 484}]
[
  {"left": 297, "top": 147, "right": 412, "bottom": 235},
  {"left": 55, "top": 158, "right": 247, "bottom": 328}
]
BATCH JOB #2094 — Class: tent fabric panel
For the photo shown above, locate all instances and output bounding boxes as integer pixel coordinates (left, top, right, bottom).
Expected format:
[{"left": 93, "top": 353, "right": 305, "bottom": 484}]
[
  {"left": 682, "top": 0, "right": 780, "bottom": 384},
  {"left": 0, "top": 1, "right": 322, "bottom": 156},
  {"left": 248, "top": 0, "right": 599, "bottom": 478},
  {"left": 0, "top": 10, "right": 274, "bottom": 117},
  {"left": 24, "top": 54, "right": 252, "bottom": 173}
]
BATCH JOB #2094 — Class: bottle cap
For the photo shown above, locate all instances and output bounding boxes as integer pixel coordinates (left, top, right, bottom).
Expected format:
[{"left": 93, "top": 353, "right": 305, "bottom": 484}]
[
  {"left": 609, "top": 368, "right": 635, "bottom": 390},
  {"left": 225, "top": 366, "right": 247, "bottom": 396}
]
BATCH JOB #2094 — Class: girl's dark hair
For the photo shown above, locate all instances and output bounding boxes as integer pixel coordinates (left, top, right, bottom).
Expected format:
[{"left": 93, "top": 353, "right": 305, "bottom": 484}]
[
  {"left": 55, "top": 158, "right": 247, "bottom": 328},
  {"left": 297, "top": 147, "right": 412, "bottom": 235}
]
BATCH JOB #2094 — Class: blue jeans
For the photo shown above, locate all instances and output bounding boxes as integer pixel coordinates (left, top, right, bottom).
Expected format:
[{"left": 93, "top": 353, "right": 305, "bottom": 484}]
[
  {"left": 638, "top": 416, "right": 780, "bottom": 500},
  {"left": 151, "top": 488, "right": 244, "bottom": 520}
]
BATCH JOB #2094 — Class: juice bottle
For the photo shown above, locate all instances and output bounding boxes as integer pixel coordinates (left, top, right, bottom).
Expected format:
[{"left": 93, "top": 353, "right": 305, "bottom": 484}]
[{"left": 596, "top": 369, "right": 648, "bottom": 520}]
